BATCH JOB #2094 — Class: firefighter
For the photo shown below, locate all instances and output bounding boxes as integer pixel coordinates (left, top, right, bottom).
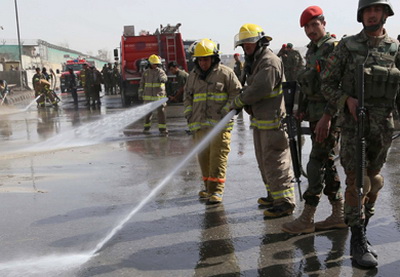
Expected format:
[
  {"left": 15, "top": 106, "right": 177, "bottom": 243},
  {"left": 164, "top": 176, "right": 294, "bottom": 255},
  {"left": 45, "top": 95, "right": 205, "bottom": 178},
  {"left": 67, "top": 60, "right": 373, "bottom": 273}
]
[
  {"left": 230, "top": 23, "right": 296, "bottom": 218},
  {"left": 139, "top": 54, "right": 168, "bottom": 134},
  {"left": 36, "top": 79, "right": 58, "bottom": 108},
  {"left": 184, "top": 38, "right": 241, "bottom": 204}
]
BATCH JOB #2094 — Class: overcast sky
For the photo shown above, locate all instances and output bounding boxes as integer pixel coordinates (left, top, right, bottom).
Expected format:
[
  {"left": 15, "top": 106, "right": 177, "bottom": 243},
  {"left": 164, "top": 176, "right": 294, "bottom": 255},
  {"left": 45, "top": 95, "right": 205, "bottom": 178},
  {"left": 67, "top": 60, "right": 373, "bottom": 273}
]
[{"left": 1, "top": 0, "right": 400, "bottom": 59}]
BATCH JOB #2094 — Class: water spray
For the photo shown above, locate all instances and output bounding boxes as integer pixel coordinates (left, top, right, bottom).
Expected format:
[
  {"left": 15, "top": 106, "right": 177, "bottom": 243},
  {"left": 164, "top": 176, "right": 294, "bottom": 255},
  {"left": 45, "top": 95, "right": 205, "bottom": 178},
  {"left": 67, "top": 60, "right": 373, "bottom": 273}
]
[{"left": 92, "top": 110, "right": 236, "bottom": 254}]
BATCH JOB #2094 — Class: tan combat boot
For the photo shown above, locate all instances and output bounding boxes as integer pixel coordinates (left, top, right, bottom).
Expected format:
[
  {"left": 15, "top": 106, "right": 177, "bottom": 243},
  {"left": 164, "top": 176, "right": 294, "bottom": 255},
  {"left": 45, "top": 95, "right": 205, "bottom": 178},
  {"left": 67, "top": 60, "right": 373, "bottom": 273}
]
[
  {"left": 281, "top": 204, "right": 316, "bottom": 234},
  {"left": 315, "top": 200, "right": 347, "bottom": 230}
]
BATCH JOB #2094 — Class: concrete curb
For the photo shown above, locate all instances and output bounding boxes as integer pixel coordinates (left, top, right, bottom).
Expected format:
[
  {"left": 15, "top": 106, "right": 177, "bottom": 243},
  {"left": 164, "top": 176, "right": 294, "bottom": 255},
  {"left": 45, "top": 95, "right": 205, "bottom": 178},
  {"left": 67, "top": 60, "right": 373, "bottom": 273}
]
[{"left": 2, "top": 89, "right": 35, "bottom": 105}]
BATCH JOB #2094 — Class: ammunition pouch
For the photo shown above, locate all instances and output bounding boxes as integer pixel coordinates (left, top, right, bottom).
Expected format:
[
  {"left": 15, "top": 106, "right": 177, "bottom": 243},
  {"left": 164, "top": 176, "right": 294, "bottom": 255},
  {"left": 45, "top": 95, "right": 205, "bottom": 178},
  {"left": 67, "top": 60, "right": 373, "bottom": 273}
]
[
  {"left": 364, "top": 65, "right": 400, "bottom": 101},
  {"left": 298, "top": 69, "right": 320, "bottom": 97}
]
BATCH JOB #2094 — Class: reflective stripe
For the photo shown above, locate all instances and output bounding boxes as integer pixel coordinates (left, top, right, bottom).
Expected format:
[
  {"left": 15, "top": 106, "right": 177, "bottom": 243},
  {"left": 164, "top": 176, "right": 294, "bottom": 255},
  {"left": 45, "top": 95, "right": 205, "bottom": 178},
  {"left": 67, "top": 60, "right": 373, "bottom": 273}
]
[
  {"left": 263, "top": 86, "right": 283, "bottom": 99},
  {"left": 184, "top": 105, "right": 193, "bottom": 114},
  {"left": 250, "top": 117, "right": 281, "bottom": 130},
  {"left": 144, "top": 123, "right": 151, "bottom": 128},
  {"left": 234, "top": 96, "right": 245, "bottom": 108},
  {"left": 188, "top": 120, "right": 234, "bottom": 131},
  {"left": 193, "top": 92, "right": 228, "bottom": 102},
  {"left": 143, "top": 95, "right": 165, "bottom": 101},
  {"left": 144, "top": 83, "right": 165, "bottom": 88},
  {"left": 208, "top": 177, "right": 226, "bottom": 183},
  {"left": 158, "top": 124, "right": 167, "bottom": 129},
  {"left": 271, "top": 187, "right": 295, "bottom": 200}
]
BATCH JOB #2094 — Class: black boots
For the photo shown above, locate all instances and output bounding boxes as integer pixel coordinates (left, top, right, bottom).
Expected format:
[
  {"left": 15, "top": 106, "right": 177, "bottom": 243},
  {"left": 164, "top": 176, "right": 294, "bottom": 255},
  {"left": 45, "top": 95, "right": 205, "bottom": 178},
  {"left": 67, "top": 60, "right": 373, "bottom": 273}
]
[{"left": 350, "top": 225, "right": 378, "bottom": 268}]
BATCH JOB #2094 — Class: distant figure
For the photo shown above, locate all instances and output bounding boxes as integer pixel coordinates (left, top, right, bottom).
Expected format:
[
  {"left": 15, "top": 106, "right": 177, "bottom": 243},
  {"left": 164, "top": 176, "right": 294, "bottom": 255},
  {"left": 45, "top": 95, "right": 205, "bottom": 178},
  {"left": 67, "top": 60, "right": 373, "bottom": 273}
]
[
  {"left": 88, "top": 66, "right": 103, "bottom": 107},
  {"left": 233, "top": 53, "right": 243, "bottom": 81},
  {"left": 168, "top": 61, "right": 188, "bottom": 103},
  {"left": 139, "top": 54, "right": 168, "bottom": 135},
  {"left": 284, "top": 43, "right": 304, "bottom": 81},
  {"left": 32, "top": 67, "right": 45, "bottom": 99},
  {"left": 67, "top": 68, "right": 78, "bottom": 106},
  {"left": 42, "top": 67, "right": 51, "bottom": 82}
]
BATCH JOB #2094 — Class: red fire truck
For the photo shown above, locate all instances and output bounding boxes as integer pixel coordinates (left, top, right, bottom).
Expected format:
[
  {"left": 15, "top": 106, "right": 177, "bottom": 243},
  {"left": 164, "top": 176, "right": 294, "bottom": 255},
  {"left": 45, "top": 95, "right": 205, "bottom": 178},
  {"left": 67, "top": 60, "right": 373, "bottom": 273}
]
[
  {"left": 60, "top": 59, "right": 94, "bottom": 93},
  {"left": 116, "top": 23, "right": 192, "bottom": 106}
]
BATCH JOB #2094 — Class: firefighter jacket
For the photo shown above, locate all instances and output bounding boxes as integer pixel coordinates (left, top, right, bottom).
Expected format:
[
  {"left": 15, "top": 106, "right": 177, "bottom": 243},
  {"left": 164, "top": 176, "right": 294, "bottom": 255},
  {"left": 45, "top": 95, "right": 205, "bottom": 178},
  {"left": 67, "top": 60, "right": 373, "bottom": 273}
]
[
  {"left": 139, "top": 67, "right": 168, "bottom": 101},
  {"left": 32, "top": 73, "right": 45, "bottom": 92},
  {"left": 184, "top": 63, "right": 241, "bottom": 132},
  {"left": 231, "top": 47, "right": 286, "bottom": 130}
]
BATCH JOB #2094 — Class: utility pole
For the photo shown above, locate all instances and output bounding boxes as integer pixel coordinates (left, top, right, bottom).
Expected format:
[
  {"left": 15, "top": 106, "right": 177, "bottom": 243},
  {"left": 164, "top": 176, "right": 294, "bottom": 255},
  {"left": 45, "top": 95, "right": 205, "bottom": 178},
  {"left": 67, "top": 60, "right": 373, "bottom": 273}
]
[{"left": 14, "top": 0, "right": 24, "bottom": 90}]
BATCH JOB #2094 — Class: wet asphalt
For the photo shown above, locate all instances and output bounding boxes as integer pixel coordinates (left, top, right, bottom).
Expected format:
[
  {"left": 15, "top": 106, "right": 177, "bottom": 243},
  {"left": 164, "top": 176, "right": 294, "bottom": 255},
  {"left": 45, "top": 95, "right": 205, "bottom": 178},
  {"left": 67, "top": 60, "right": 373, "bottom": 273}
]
[{"left": 0, "top": 93, "right": 400, "bottom": 277}]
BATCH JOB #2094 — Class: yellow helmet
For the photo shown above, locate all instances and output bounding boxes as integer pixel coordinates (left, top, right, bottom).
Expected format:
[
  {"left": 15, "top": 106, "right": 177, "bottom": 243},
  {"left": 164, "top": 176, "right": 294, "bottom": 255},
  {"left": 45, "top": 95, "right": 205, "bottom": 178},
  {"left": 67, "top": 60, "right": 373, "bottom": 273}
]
[
  {"left": 148, "top": 54, "right": 161, "bottom": 65},
  {"left": 234, "top": 23, "right": 272, "bottom": 48},
  {"left": 189, "top": 38, "right": 220, "bottom": 57}
]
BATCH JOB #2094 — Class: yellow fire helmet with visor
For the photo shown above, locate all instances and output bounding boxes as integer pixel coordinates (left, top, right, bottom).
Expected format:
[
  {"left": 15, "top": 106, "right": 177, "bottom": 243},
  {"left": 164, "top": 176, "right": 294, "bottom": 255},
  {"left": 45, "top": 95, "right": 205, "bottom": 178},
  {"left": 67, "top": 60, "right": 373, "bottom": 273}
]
[
  {"left": 189, "top": 38, "right": 220, "bottom": 58},
  {"left": 234, "top": 23, "right": 272, "bottom": 48},
  {"left": 148, "top": 54, "right": 162, "bottom": 65}
]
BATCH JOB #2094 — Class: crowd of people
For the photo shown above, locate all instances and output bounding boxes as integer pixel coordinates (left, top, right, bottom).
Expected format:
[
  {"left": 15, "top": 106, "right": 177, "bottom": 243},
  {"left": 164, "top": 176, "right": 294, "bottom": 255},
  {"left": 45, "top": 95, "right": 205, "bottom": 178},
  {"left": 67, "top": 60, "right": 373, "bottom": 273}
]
[{"left": 140, "top": 0, "right": 400, "bottom": 270}]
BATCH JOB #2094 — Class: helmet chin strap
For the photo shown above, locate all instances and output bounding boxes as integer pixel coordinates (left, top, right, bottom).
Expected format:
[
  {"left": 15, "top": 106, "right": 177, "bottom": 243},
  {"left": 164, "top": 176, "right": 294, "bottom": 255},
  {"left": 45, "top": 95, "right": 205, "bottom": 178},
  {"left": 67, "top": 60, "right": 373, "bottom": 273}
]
[{"left": 363, "top": 14, "right": 386, "bottom": 33}]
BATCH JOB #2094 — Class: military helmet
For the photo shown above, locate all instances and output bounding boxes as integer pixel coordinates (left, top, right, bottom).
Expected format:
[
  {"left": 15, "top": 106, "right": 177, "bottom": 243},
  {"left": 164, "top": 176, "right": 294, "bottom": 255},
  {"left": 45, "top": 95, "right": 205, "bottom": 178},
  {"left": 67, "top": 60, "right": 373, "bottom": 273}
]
[
  {"left": 234, "top": 23, "right": 272, "bottom": 48},
  {"left": 189, "top": 39, "right": 220, "bottom": 58},
  {"left": 357, "top": 0, "right": 394, "bottom": 22}
]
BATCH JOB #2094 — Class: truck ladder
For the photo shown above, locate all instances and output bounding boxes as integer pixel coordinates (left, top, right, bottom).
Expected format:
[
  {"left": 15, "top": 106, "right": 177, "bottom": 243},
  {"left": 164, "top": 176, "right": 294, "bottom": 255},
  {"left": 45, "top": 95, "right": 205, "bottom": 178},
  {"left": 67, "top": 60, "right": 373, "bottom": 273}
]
[{"left": 166, "top": 35, "right": 177, "bottom": 63}]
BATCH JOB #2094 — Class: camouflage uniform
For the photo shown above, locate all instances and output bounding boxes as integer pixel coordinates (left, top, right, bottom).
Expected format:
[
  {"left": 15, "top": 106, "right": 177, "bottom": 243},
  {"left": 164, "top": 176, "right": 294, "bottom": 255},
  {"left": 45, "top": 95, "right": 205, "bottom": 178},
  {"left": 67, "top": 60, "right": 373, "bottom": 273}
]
[
  {"left": 321, "top": 29, "right": 400, "bottom": 226},
  {"left": 284, "top": 49, "right": 304, "bottom": 81},
  {"left": 297, "top": 32, "right": 342, "bottom": 207},
  {"left": 233, "top": 60, "right": 243, "bottom": 81}
]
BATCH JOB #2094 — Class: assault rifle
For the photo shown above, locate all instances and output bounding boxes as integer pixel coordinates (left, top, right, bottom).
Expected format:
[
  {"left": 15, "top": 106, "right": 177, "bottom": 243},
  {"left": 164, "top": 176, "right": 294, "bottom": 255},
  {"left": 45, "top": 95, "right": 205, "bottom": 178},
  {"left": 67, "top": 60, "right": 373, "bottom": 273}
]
[
  {"left": 356, "top": 64, "right": 366, "bottom": 220},
  {"left": 282, "top": 81, "right": 303, "bottom": 201}
]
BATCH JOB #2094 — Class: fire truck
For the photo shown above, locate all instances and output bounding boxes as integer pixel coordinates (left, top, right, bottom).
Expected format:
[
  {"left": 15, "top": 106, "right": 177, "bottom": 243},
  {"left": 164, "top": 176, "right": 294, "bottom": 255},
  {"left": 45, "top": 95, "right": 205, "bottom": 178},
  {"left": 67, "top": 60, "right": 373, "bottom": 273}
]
[
  {"left": 60, "top": 59, "right": 94, "bottom": 93},
  {"left": 116, "top": 23, "right": 193, "bottom": 106}
]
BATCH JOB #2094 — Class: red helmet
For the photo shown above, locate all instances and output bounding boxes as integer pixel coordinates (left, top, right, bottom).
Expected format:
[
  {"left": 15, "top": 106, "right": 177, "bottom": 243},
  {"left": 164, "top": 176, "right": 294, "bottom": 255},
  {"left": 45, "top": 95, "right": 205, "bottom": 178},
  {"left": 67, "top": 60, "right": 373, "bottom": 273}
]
[
  {"left": 234, "top": 53, "right": 240, "bottom": 57},
  {"left": 282, "top": 44, "right": 287, "bottom": 48},
  {"left": 300, "top": 6, "right": 323, "bottom": 27}
]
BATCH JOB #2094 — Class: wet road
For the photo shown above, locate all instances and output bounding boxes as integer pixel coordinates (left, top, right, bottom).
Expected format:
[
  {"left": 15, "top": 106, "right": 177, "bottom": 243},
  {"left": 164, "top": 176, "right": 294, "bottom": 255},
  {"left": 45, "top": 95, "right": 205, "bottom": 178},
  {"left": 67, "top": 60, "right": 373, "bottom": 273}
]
[{"left": 0, "top": 94, "right": 400, "bottom": 276}]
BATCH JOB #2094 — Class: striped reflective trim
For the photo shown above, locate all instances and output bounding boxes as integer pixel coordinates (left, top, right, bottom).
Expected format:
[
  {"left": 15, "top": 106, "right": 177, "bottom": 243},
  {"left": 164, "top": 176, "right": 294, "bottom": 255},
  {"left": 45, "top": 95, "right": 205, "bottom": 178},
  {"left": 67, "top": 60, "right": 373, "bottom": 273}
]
[
  {"left": 193, "top": 93, "right": 207, "bottom": 102},
  {"left": 143, "top": 95, "right": 165, "bottom": 101},
  {"left": 184, "top": 105, "right": 193, "bottom": 114},
  {"left": 208, "top": 177, "right": 226, "bottom": 183},
  {"left": 271, "top": 187, "right": 295, "bottom": 200},
  {"left": 193, "top": 92, "right": 228, "bottom": 102},
  {"left": 234, "top": 96, "right": 245, "bottom": 108},
  {"left": 158, "top": 124, "right": 167, "bottom": 129},
  {"left": 188, "top": 120, "right": 234, "bottom": 131},
  {"left": 263, "top": 85, "right": 283, "bottom": 99},
  {"left": 144, "top": 83, "right": 165, "bottom": 88},
  {"left": 250, "top": 117, "right": 281, "bottom": 130},
  {"left": 264, "top": 184, "right": 271, "bottom": 191},
  {"left": 144, "top": 123, "right": 151, "bottom": 128}
]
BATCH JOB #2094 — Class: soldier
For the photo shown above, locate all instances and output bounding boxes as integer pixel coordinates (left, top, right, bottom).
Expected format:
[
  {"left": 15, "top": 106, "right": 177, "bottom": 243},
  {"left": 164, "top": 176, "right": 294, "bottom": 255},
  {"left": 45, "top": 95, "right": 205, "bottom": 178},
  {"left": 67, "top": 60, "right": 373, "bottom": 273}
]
[
  {"left": 233, "top": 53, "right": 243, "bottom": 81},
  {"left": 79, "top": 63, "right": 90, "bottom": 106},
  {"left": 111, "top": 63, "right": 121, "bottom": 94},
  {"left": 282, "top": 6, "right": 346, "bottom": 235},
  {"left": 230, "top": 23, "right": 295, "bottom": 218},
  {"left": 168, "top": 61, "right": 188, "bottom": 103},
  {"left": 184, "top": 38, "right": 241, "bottom": 204},
  {"left": 321, "top": 0, "right": 400, "bottom": 268},
  {"left": 67, "top": 67, "right": 78, "bottom": 106},
  {"left": 139, "top": 54, "right": 169, "bottom": 134},
  {"left": 101, "top": 64, "right": 110, "bottom": 94},
  {"left": 90, "top": 66, "right": 103, "bottom": 106},
  {"left": 284, "top": 43, "right": 304, "bottom": 81}
]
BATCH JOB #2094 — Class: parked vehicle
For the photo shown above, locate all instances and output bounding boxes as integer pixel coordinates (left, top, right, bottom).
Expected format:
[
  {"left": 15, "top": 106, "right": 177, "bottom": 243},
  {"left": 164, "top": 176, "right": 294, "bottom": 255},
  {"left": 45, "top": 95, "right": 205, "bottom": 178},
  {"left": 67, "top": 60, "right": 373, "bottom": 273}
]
[{"left": 116, "top": 23, "right": 189, "bottom": 106}]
